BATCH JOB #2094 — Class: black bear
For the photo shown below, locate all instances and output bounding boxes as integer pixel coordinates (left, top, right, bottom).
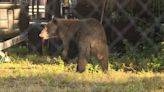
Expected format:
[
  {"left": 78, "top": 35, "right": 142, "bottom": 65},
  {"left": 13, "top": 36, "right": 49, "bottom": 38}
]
[
  {"left": 39, "top": 18, "right": 109, "bottom": 73},
  {"left": 27, "top": 25, "right": 44, "bottom": 55}
]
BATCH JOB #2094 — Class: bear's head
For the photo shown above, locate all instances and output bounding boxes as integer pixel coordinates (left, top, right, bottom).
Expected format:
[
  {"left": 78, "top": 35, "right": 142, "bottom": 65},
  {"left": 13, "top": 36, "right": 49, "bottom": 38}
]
[{"left": 39, "top": 18, "right": 58, "bottom": 40}]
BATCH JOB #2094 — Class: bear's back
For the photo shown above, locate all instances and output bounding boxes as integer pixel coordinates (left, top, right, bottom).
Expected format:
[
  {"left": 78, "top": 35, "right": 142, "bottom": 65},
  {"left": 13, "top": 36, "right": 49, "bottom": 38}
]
[
  {"left": 56, "top": 18, "right": 100, "bottom": 27},
  {"left": 56, "top": 18, "right": 106, "bottom": 40}
]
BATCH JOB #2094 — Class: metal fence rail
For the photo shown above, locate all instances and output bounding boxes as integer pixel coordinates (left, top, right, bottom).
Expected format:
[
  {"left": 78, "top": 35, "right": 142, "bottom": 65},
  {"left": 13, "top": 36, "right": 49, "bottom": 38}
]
[{"left": 0, "top": 31, "right": 27, "bottom": 51}]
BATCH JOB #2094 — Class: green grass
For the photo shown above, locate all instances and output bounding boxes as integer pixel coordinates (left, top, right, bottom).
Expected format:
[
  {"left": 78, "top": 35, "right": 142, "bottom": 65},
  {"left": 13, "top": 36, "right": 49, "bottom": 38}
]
[{"left": 0, "top": 47, "right": 163, "bottom": 92}]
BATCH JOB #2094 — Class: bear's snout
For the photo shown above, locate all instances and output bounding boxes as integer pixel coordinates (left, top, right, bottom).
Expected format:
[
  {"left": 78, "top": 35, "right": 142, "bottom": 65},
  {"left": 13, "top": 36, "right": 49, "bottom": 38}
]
[{"left": 39, "top": 27, "right": 49, "bottom": 40}]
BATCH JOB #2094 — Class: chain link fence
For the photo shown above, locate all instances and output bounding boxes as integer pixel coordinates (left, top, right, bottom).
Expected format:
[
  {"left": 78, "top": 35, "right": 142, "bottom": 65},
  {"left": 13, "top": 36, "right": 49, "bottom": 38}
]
[
  {"left": 102, "top": 0, "right": 164, "bottom": 54},
  {"left": 44, "top": 0, "right": 164, "bottom": 55}
]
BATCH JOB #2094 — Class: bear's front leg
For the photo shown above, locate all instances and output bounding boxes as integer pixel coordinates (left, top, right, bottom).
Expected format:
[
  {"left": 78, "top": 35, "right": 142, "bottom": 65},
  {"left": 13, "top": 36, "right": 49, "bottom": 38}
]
[
  {"left": 61, "top": 39, "right": 70, "bottom": 64},
  {"left": 77, "top": 56, "right": 88, "bottom": 73}
]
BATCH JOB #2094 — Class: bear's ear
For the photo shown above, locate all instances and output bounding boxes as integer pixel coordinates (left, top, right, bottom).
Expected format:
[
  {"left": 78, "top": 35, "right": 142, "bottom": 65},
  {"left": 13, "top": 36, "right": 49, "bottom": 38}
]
[
  {"left": 53, "top": 18, "right": 57, "bottom": 24},
  {"left": 51, "top": 15, "right": 57, "bottom": 24}
]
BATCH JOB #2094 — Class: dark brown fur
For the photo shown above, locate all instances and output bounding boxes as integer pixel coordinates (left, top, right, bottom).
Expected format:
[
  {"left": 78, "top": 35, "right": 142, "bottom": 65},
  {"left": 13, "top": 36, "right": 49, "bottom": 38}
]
[{"left": 40, "top": 18, "right": 109, "bottom": 73}]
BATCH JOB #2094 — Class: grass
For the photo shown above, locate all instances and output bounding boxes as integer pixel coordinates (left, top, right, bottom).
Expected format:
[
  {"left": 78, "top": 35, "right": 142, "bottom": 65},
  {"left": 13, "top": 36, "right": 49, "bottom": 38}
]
[{"left": 0, "top": 46, "right": 163, "bottom": 92}]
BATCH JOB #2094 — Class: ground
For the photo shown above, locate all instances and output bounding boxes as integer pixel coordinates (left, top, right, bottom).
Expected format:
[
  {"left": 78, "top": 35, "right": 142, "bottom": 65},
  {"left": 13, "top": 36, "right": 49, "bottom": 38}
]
[{"left": 0, "top": 47, "right": 163, "bottom": 92}]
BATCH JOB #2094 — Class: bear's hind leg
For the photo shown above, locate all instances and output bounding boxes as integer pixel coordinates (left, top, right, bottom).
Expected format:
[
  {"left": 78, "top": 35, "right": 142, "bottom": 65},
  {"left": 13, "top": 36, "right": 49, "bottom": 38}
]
[{"left": 93, "top": 43, "right": 109, "bottom": 73}]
